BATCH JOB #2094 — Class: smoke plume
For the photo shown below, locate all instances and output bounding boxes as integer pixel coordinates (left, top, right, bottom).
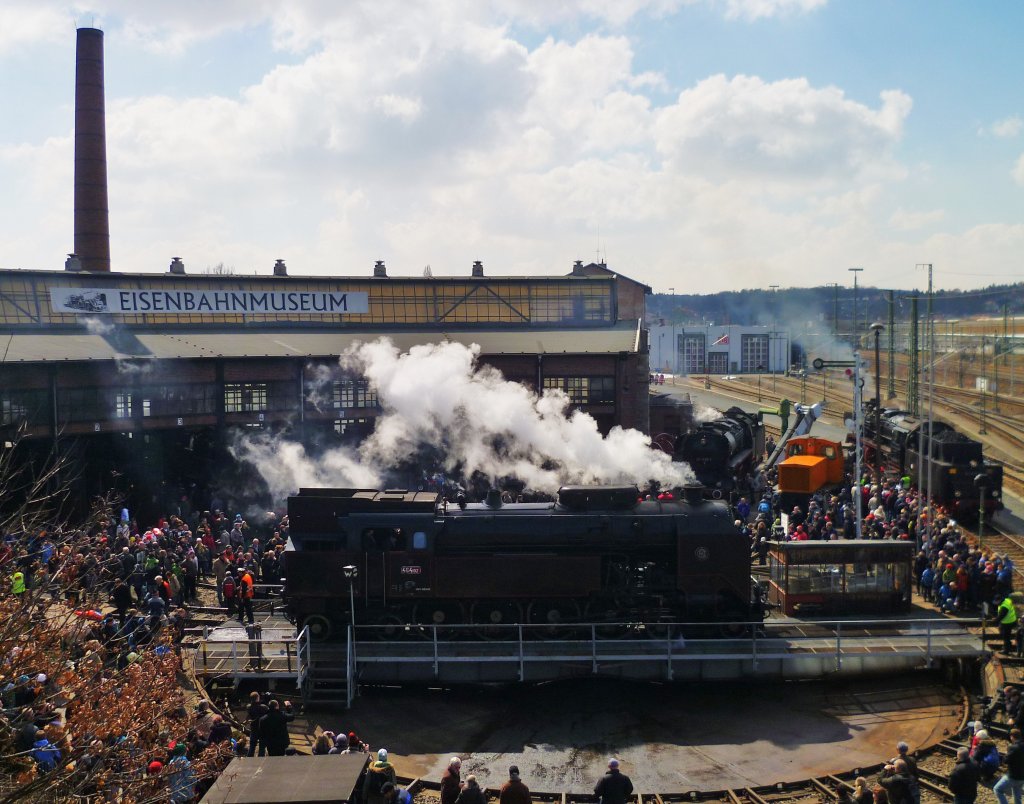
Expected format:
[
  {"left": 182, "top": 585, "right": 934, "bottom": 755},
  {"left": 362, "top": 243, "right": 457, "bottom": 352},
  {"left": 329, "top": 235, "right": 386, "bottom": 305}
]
[{"left": 233, "top": 338, "right": 693, "bottom": 502}]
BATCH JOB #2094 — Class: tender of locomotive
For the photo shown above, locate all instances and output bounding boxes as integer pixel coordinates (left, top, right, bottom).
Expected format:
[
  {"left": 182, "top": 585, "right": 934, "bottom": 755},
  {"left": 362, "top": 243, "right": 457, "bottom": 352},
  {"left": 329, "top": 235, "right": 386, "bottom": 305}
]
[
  {"left": 282, "top": 485, "right": 760, "bottom": 640},
  {"left": 674, "top": 407, "right": 765, "bottom": 498},
  {"left": 861, "top": 405, "right": 1003, "bottom": 518}
]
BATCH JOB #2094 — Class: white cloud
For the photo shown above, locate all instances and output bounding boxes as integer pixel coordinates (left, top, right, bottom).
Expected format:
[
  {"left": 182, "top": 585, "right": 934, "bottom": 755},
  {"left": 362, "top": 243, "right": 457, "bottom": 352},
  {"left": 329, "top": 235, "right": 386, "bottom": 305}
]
[
  {"left": 0, "top": 0, "right": 825, "bottom": 57},
  {"left": 3, "top": 2, "right": 1018, "bottom": 294},
  {"left": 1013, "top": 153, "right": 1024, "bottom": 186},
  {"left": 990, "top": 116, "right": 1023, "bottom": 139},
  {"left": 721, "top": 0, "right": 827, "bottom": 21},
  {"left": 0, "top": 3, "right": 69, "bottom": 55},
  {"left": 373, "top": 95, "right": 423, "bottom": 123},
  {"left": 653, "top": 75, "right": 911, "bottom": 184},
  {"left": 888, "top": 207, "right": 945, "bottom": 231}
]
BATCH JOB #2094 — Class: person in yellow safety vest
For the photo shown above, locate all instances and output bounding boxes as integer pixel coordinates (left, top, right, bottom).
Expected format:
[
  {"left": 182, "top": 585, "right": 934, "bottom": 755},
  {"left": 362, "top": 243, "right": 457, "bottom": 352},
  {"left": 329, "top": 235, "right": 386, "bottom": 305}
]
[
  {"left": 996, "top": 595, "right": 1018, "bottom": 654},
  {"left": 10, "top": 570, "right": 26, "bottom": 597}
]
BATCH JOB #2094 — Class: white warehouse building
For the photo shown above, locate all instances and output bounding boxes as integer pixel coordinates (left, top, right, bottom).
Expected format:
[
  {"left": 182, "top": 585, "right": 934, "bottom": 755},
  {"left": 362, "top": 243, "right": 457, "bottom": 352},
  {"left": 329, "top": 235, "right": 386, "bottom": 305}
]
[{"left": 649, "top": 323, "right": 791, "bottom": 376}]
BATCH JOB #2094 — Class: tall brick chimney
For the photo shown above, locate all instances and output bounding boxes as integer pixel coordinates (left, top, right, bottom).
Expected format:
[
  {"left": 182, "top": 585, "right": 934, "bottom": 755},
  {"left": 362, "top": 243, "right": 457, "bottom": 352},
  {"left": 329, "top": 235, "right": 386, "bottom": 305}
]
[{"left": 74, "top": 28, "right": 111, "bottom": 272}]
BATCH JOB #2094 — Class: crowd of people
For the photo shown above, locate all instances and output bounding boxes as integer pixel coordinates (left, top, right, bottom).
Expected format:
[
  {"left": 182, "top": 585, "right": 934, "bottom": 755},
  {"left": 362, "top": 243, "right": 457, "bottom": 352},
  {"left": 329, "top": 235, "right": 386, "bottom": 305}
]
[
  {"left": 737, "top": 464, "right": 1022, "bottom": 643},
  {"left": 2, "top": 458, "right": 1021, "bottom": 802},
  {"left": 0, "top": 497, "right": 293, "bottom": 801}
]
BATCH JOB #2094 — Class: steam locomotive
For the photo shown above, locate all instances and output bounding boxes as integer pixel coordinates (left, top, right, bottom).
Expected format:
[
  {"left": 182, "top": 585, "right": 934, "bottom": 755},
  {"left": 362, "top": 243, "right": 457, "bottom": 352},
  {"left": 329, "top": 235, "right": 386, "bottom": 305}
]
[
  {"left": 282, "top": 485, "right": 761, "bottom": 640},
  {"left": 674, "top": 407, "right": 765, "bottom": 498},
  {"left": 861, "top": 404, "right": 1003, "bottom": 518}
]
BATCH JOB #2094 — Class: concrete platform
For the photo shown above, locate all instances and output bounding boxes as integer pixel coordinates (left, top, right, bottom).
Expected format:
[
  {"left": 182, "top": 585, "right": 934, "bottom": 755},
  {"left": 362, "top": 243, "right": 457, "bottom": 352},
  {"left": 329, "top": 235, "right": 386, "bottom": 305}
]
[{"left": 303, "top": 675, "right": 963, "bottom": 794}]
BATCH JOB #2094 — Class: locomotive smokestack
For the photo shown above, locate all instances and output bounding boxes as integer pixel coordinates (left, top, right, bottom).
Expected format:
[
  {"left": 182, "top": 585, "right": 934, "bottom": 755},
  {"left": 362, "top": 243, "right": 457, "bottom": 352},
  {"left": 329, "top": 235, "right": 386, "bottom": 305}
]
[
  {"left": 485, "top": 489, "right": 503, "bottom": 508},
  {"left": 682, "top": 484, "right": 705, "bottom": 505},
  {"left": 74, "top": 27, "right": 111, "bottom": 272}
]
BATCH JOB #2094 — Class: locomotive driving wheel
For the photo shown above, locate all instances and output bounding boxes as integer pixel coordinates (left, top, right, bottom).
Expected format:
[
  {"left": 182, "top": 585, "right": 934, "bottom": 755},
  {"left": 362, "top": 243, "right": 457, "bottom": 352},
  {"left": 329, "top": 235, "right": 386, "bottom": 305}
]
[
  {"left": 470, "top": 601, "right": 522, "bottom": 639},
  {"left": 527, "top": 599, "right": 580, "bottom": 638},
  {"left": 302, "top": 614, "right": 333, "bottom": 641},
  {"left": 412, "top": 602, "right": 466, "bottom": 638},
  {"left": 369, "top": 612, "right": 409, "bottom": 641}
]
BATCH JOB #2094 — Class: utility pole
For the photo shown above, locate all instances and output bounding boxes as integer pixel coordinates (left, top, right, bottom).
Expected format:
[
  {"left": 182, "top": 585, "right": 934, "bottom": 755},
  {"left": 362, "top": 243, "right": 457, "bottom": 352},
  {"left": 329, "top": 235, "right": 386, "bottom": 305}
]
[
  {"left": 917, "top": 264, "right": 934, "bottom": 530},
  {"left": 853, "top": 353, "right": 864, "bottom": 540},
  {"left": 848, "top": 268, "right": 863, "bottom": 347},
  {"left": 887, "top": 289, "right": 896, "bottom": 399},
  {"left": 768, "top": 285, "right": 780, "bottom": 375},
  {"left": 908, "top": 295, "right": 919, "bottom": 416},
  {"left": 826, "top": 283, "right": 840, "bottom": 337},
  {"left": 980, "top": 335, "right": 988, "bottom": 434}
]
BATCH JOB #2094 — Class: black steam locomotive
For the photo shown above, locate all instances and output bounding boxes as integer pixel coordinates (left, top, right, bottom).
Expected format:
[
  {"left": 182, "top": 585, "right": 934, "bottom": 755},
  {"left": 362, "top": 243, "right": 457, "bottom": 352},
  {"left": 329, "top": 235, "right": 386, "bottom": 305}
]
[
  {"left": 862, "top": 404, "right": 1003, "bottom": 519},
  {"left": 282, "top": 485, "right": 761, "bottom": 640},
  {"left": 674, "top": 407, "right": 765, "bottom": 497}
]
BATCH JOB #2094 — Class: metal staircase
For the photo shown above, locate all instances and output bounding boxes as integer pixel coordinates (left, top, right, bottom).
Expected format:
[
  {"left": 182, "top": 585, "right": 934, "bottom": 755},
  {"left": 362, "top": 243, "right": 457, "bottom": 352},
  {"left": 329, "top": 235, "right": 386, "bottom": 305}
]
[{"left": 298, "top": 626, "right": 356, "bottom": 708}]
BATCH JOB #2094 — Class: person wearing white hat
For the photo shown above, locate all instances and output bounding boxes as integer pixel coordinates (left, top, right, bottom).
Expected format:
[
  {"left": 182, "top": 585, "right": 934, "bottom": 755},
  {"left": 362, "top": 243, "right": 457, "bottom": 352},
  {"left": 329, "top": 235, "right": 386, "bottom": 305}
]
[
  {"left": 594, "top": 758, "right": 633, "bottom": 804},
  {"left": 362, "top": 746, "right": 396, "bottom": 804}
]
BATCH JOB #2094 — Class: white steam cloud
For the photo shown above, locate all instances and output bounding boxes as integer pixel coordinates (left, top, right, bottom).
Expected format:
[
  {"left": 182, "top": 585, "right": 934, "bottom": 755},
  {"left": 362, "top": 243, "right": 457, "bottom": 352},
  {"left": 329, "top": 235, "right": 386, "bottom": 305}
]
[
  {"left": 693, "top": 403, "right": 722, "bottom": 423},
  {"left": 233, "top": 338, "right": 694, "bottom": 502},
  {"left": 82, "top": 316, "right": 113, "bottom": 336}
]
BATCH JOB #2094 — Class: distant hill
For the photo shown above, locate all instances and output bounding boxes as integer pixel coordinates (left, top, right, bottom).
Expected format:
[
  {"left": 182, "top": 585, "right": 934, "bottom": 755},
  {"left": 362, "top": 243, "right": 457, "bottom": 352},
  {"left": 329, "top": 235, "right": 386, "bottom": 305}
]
[{"left": 649, "top": 283, "right": 1024, "bottom": 327}]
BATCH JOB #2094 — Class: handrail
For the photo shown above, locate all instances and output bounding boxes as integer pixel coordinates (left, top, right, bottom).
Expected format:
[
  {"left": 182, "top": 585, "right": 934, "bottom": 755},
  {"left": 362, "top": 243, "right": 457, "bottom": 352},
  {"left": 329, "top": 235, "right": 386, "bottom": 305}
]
[
  {"left": 198, "top": 616, "right": 986, "bottom": 685},
  {"left": 334, "top": 617, "right": 986, "bottom": 680}
]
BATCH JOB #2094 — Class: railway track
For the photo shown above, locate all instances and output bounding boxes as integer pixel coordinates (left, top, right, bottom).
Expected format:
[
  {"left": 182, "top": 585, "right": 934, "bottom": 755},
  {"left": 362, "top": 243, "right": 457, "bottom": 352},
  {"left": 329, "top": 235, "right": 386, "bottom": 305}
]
[
  {"left": 977, "top": 519, "right": 1024, "bottom": 585},
  {"left": 397, "top": 688, "right": 981, "bottom": 804}
]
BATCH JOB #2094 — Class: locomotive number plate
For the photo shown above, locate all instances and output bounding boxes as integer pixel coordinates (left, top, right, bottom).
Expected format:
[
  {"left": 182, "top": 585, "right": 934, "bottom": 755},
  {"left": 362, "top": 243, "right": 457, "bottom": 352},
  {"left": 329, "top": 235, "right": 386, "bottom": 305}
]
[
  {"left": 400, "top": 566, "right": 422, "bottom": 575},
  {"left": 694, "top": 547, "right": 710, "bottom": 562}
]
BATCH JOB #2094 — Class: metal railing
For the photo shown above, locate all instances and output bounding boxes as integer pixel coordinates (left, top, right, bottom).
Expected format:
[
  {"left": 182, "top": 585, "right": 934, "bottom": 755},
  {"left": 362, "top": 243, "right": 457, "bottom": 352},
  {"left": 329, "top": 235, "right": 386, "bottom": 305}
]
[
  {"left": 341, "top": 616, "right": 988, "bottom": 681},
  {"left": 296, "top": 624, "right": 312, "bottom": 690},
  {"left": 196, "top": 626, "right": 302, "bottom": 678}
]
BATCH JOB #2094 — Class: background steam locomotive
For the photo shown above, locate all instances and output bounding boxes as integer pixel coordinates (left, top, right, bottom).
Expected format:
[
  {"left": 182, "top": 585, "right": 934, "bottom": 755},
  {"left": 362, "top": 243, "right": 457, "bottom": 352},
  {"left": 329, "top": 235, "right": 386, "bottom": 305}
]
[
  {"left": 861, "top": 403, "right": 1003, "bottom": 518},
  {"left": 673, "top": 407, "right": 764, "bottom": 497},
  {"left": 283, "top": 485, "right": 762, "bottom": 640}
]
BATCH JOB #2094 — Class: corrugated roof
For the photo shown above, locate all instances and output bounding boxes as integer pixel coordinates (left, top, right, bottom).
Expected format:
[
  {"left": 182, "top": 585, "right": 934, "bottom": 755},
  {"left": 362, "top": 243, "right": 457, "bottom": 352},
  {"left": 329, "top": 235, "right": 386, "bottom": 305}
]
[{"left": 0, "top": 323, "right": 641, "bottom": 363}]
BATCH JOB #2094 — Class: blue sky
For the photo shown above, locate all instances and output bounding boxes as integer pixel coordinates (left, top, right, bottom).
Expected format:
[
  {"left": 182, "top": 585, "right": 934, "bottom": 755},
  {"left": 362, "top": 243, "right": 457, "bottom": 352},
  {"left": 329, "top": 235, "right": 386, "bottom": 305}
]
[{"left": 1, "top": 0, "right": 1022, "bottom": 292}]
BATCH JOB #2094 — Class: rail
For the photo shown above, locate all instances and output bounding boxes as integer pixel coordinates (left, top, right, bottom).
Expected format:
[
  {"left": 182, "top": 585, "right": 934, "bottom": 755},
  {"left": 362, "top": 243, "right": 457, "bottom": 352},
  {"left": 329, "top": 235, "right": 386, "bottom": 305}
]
[{"left": 345, "top": 616, "right": 987, "bottom": 681}]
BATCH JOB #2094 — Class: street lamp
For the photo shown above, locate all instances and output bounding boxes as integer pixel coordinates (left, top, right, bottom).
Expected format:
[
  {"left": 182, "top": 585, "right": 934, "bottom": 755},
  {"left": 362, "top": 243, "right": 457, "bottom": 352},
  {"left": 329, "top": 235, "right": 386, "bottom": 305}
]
[
  {"left": 342, "top": 564, "right": 358, "bottom": 639},
  {"left": 974, "top": 474, "right": 989, "bottom": 548}
]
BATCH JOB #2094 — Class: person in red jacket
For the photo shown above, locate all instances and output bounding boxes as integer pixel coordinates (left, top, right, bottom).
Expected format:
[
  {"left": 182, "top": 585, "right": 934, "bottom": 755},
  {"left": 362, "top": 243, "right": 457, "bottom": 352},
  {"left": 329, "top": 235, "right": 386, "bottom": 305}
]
[{"left": 499, "top": 765, "right": 531, "bottom": 804}]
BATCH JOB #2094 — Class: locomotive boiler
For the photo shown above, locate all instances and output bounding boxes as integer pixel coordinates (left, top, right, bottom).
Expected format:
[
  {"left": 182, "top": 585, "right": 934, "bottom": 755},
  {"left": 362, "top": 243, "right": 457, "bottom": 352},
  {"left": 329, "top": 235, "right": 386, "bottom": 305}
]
[
  {"left": 674, "top": 407, "right": 765, "bottom": 497},
  {"left": 282, "top": 485, "right": 760, "bottom": 640}
]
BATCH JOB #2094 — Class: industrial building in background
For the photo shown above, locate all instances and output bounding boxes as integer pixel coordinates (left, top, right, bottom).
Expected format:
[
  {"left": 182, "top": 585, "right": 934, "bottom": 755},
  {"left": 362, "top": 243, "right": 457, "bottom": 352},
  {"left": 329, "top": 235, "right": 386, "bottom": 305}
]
[{"left": 647, "top": 322, "right": 792, "bottom": 376}]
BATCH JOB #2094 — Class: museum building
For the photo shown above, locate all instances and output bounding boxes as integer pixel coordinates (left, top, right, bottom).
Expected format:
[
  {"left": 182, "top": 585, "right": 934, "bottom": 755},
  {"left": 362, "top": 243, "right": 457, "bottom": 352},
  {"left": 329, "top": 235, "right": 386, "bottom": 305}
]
[{"left": 0, "top": 260, "right": 652, "bottom": 503}]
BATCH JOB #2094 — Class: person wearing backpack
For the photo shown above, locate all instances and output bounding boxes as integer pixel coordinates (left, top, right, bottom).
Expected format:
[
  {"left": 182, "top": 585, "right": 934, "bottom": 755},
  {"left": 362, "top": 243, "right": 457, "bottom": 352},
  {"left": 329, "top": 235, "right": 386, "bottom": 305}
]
[
  {"left": 363, "top": 748, "right": 397, "bottom": 804},
  {"left": 970, "top": 730, "right": 1002, "bottom": 782}
]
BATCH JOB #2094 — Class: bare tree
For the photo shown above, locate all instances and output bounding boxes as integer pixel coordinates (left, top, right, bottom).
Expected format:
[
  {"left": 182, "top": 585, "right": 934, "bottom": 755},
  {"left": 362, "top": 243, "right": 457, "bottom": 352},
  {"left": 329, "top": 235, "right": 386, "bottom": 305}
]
[{"left": 0, "top": 443, "right": 232, "bottom": 802}]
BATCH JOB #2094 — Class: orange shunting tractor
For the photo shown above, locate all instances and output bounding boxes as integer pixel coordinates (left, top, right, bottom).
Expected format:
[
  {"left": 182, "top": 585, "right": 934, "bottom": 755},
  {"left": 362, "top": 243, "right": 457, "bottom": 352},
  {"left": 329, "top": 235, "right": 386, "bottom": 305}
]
[{"left": 776, "top": 436, "right": 846, "bottom": 507}]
